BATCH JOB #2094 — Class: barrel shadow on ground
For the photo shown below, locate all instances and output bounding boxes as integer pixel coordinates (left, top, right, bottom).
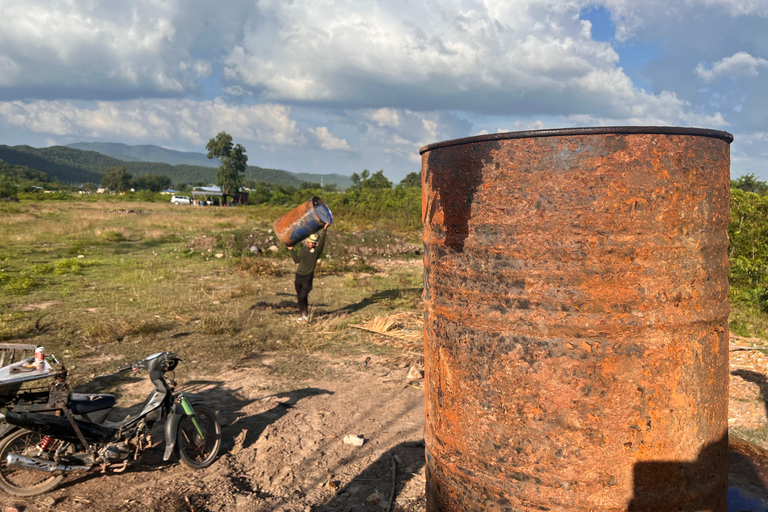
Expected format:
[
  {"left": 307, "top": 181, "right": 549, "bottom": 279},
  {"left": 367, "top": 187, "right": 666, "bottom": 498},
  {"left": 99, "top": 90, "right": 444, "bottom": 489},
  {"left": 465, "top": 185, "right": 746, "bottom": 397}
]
[
  {"left": 312, "top": 440, "right": 426, "bottom": 512},
  {"left": 628, "top": 433, "right": 768, "bottom": 511},
  {"left": 732, "top": 369, "right": 768, "bottom": 419}
]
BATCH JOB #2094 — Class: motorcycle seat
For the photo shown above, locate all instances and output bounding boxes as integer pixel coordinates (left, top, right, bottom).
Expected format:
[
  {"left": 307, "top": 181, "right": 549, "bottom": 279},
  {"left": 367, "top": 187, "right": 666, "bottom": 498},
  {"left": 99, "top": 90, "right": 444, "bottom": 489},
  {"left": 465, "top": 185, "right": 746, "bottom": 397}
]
[{"left": 69, "top": 393, "right": 116, "bottom": 415}]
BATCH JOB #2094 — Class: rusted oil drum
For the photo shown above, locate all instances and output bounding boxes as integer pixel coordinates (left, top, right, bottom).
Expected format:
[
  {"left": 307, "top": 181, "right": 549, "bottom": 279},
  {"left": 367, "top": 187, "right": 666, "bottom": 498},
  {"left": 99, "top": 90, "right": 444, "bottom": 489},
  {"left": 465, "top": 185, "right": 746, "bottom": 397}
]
[
  {"left": 420, "top": 127, "right": 733, "bottom": 511},
  {"left": 273, "top": 196, "right": 333, "bottom": 246}
]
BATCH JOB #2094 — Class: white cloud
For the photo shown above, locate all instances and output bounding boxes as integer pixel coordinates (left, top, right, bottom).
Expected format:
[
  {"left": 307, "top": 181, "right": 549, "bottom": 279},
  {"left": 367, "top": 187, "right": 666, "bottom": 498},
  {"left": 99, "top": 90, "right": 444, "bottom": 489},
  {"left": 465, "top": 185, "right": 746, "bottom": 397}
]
[
  {"left": 219, "top": 0, "right": 722, "bottom": 125},
  {"left": 368, "top": 108, "right": 400, "bottom": 128},
  {"left": 310, "top": 126, "right": 351, "bottom": 151},
  {"left": 0, "top": 98, "right": 305, "bottom": 149},
  {"left": 222, "top": 86, "right": 253, "bottom": 97},
  {"left": 695, "top": 52, "right": 768, "bottom": 82},
  {"left": 0, "top": 0, "right": 242, "bottom": 98}
]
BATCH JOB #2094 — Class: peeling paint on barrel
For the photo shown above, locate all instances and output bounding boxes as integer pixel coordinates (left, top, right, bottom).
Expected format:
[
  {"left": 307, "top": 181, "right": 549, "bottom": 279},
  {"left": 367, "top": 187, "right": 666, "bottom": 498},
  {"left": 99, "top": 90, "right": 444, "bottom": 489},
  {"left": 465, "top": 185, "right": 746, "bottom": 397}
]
[{"left": 420, "top": 127, "right": 733, "bottom": 511}]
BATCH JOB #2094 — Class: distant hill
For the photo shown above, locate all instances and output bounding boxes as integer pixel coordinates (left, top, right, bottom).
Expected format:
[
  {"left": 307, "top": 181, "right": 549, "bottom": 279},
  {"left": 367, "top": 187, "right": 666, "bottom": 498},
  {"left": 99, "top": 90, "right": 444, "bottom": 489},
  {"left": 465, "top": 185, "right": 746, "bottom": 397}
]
[
  {"left": 67, "top": 142, "right": 354, "bottom": 188},
  {"left": 0, "top": 144, "right": 352, "bottom": 188},
  {"left": 67, "top": 142, "right": 218, "bottom": 168},
  {"left": 0, "top": 145, "right": 113, "bottom": 183}
]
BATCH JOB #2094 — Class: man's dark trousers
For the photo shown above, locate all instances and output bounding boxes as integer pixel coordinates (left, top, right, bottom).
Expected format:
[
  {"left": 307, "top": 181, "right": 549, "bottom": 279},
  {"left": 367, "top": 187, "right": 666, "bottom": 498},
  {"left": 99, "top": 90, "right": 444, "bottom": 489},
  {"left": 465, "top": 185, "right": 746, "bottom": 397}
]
[{"left": 295, "top": 273, "right": 313, "bottom": 317}]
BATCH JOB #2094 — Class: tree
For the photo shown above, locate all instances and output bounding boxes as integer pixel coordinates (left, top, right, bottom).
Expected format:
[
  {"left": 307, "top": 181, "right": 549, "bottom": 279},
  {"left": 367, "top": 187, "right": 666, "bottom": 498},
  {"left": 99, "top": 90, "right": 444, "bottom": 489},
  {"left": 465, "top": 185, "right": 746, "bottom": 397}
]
[
  {"left": 732, "top": 174, "right": 768, "bottom": 195},
  {"left": 206, "top": 132, "right": 248, "bottom": 198},
  {"left": 133, "top": 173, "right": 172, "bottom": 192},
  {"left": 0, "top": 175, "right": 18, "bottom": 201},
  {"left": 350, "top": 169, "right": 392, "bottom": 190},
  {"left": 101, "top": 165, "right": 132, "bottom": 192},
  {"left": 81, "top": 182, "right": 99, "bottom": 193},
  {"left": 398, "top": 171, "right": 421, "bottom": 188}
]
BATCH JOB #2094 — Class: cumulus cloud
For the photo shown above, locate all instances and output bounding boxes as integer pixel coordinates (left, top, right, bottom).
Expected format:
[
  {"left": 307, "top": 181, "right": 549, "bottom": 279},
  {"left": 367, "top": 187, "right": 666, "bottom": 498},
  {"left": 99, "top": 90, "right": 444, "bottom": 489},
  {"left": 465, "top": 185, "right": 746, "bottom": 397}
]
[
  {"left": 310, "top": 126, "right": 351, "bottom": 150},
  {"left": 695, "top": 52, "right": 768, "bottom": 82},
  {"left": 0, "top": 0, "right": 241, "bottom": 99},
  {"left": 223, "top": 1, "right": 646, "bottom": 116},
  {"left": 0, "top": 98, "right": 305, "bottom": 149}
]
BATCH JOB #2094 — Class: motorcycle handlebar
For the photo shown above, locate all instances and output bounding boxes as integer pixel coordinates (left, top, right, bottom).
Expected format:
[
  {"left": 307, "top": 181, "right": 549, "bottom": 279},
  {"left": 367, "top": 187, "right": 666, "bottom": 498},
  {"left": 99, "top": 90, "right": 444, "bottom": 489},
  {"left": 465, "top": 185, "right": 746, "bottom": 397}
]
[{"left": 118, "top": 352, "right": 184, "bottom": 373}]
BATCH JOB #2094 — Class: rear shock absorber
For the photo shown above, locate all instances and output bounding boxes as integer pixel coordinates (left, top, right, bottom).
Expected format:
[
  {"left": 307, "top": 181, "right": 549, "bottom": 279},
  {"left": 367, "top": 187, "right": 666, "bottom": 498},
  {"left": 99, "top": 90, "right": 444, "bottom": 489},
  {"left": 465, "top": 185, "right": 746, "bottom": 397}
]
[{"left": 37, "top": 436, "right": 53, "bottom": 453}]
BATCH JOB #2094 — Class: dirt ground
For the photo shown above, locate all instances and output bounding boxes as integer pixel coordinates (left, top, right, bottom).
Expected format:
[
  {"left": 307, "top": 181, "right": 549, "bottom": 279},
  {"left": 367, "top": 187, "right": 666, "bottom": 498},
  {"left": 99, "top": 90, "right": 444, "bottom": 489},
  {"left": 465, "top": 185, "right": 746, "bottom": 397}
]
[
  {"left": 6, "top": 316, "right": 768, "bottom": 510},
  {"left": 1, "top": 352, "right": 427, "bottom": 512}
]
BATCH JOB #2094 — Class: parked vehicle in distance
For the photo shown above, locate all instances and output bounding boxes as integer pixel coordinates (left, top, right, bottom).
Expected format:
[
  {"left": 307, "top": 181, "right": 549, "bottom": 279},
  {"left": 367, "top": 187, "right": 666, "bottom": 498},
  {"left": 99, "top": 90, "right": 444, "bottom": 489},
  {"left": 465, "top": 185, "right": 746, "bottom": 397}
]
[{"left": 170, "top": 195, "right": 191, "bottom": 205}]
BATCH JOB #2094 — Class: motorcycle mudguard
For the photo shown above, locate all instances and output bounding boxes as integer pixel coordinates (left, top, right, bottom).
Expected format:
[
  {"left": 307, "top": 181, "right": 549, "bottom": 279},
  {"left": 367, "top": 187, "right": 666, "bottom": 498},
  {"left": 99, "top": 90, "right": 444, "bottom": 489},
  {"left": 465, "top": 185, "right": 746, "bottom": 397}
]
[
  {"left": 163, "top": 394, "right": 207, "bottom": 461},
  {"left": 163, "top": 401, "right": 184, "bottom": 461}
]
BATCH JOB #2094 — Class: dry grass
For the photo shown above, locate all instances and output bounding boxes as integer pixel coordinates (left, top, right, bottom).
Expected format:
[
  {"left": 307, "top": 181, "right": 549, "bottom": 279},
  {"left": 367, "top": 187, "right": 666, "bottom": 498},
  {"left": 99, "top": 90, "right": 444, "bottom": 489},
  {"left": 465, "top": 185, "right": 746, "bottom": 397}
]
[{"left": 0, "top": 200, "right": 424, "bottom": 381}]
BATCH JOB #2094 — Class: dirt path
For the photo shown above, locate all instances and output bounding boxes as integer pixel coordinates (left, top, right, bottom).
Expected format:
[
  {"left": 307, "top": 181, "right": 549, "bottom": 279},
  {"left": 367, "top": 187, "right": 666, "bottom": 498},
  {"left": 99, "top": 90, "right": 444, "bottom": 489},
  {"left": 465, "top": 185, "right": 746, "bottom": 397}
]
[
  {"left": 1, "top": 355, "right": 426, "bottom": 512},
  {"left": 7, "top": 338, "right": 768, "bottom": 511}
]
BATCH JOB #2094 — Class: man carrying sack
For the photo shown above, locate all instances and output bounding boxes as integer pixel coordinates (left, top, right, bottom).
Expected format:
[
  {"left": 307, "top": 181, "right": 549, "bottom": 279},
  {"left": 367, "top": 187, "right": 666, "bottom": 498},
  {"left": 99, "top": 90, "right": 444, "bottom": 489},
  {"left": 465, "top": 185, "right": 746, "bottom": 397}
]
[{"left": 287, "top": 223, "right": 329, "bottom": 322}]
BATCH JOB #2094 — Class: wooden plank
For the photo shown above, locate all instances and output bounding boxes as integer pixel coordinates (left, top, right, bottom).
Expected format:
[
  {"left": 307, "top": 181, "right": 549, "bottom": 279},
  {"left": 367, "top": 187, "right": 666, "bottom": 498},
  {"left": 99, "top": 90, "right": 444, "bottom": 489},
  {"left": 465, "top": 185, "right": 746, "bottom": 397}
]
[{"left": 0, "top": 343, "right": 38, "bottom": 351}]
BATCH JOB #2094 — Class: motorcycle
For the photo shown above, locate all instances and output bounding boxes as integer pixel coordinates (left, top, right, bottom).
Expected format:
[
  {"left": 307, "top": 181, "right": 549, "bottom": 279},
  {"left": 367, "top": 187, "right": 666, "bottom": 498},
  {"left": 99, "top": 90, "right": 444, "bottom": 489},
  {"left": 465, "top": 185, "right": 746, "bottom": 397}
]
[{"left": 0, "top": 351, "right": 221, "bottom": 496}]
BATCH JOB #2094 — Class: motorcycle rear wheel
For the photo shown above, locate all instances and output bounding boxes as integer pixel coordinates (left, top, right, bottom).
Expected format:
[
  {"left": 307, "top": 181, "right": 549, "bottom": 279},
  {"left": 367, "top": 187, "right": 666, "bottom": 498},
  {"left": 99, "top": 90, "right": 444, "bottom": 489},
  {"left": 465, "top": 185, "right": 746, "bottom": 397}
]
[
  {"left": 177, "top": 404, "right": 221, "bottom": 469},
  {"left": 0, "top": 429, "right": 64, "bottom": 496}
]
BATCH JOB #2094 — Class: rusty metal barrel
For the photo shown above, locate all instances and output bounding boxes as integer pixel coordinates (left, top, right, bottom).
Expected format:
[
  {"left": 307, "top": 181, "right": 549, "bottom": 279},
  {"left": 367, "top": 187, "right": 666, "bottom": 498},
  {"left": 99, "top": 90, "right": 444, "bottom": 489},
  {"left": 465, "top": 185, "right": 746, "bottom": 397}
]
[
  {"left": 273, "top": 196, "right": 333, "bottom": 246},
  {"left": 420, "top": 127, "right": 733, "bottom": 511}
]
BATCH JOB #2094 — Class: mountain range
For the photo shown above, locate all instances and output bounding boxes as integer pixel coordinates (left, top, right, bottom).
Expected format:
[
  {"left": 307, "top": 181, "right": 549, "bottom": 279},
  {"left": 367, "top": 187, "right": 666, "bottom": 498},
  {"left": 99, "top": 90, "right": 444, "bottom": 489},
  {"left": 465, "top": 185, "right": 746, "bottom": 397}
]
[{"left": 0, "top": 142, "right": 353, "bottom": 188}]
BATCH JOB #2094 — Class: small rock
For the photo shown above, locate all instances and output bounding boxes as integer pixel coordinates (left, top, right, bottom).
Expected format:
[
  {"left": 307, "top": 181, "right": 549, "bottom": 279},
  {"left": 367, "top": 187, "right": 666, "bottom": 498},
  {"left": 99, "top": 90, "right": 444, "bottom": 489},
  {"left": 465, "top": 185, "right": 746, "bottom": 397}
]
[
  {"left": 366, "top": 491, "right": 382, "bottom": 504},
  {"left": 343, "top": 434, "right": 365, "bottom": 446},
  {"left": 39, "top": 496, "right": 56, "bottom": 507},
  {"left": 378, "top": 500, "right": 390, "bottom": 510},
  {"left": 407, "top": 366, "right": 424, "bottom": 381},
  {"left": 268, "top": 245, "right": 279, "bottom": 252},
  {"left": 5, "top": 507, "right": 20, "bottom": 512},
  {"left": 327, "top": 479, "right": 341, "bottom": 490},
  {"left": 77, "top": 254, "right": 85, "bottom": 258},
  {"left": 249, "top": 245, "right": 261, "bottom": 254},
  {"left": 215, "top": 253, "right": 224, "bottom": 258}
]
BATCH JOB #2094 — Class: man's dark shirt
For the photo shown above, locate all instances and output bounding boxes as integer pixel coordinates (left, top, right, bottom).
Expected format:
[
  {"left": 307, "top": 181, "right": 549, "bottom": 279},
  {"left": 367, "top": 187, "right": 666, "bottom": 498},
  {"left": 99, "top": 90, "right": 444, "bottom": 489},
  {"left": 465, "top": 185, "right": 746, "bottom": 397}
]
[{"left": 290, "top": 229, "right": 326, "bottom": 276}]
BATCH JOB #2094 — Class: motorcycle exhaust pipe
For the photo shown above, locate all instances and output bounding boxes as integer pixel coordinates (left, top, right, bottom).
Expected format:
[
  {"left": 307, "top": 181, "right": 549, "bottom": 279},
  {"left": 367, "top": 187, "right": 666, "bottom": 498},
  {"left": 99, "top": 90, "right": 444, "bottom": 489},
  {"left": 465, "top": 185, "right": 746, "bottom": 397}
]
[{"left": 6, "top": 454, "right": 91, "bottom": 474}]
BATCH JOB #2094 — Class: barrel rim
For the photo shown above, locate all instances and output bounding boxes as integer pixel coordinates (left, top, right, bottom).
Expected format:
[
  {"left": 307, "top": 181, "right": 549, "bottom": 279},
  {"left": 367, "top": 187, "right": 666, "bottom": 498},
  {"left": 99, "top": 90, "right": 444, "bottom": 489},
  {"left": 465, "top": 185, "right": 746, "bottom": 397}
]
[{"left": 418, "top": 126, "right": 734, "bottom": 155}]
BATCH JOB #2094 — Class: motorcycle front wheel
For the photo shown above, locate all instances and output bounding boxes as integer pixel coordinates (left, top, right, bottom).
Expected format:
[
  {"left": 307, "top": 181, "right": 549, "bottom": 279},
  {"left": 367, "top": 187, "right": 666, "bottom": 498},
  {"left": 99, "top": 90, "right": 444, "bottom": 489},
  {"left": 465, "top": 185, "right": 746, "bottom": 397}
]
[
  {"left": 0, "top": 428, "right": 64, "bottom": 496},
  {"left": 177, "top": 404, "right": 222, "bottom": 469}
]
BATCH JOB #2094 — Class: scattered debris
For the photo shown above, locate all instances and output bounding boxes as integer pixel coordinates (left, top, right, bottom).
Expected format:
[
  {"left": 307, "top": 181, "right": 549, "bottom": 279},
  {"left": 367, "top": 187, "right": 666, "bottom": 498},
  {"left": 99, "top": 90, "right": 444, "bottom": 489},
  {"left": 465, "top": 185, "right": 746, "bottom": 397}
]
[
  {"left": 215, "top": 253, "right": 224, "bottom": 258},
  {"left": 367, "top": 491, "right": 383, "bottom": 504},
  {"left": 407, "top": 366, "right": 423, "bottom": 381},
  {"left": 38, "top": 496, "right": 56, "bottom": 508},
  {"left": 350, "top": 314, "right": 422, "bottom": 344},
  {"left": 343, "top": 434, "right": 366, "bottom": 446},
  {"left": 268, "top": 245, "right": 279, "bottom": 252}
]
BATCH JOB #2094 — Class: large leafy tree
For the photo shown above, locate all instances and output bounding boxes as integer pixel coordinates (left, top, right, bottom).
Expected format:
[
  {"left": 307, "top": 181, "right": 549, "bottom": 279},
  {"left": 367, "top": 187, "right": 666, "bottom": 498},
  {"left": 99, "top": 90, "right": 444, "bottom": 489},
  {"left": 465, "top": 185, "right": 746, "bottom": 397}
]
[
  {"left": 134, "top": 173, "right": 172, "bottom": 192},
  {"left": 398, "top": 171, "right": 421, "bottom": 188},
  {"left": 101, "top": 165, "right": 132, "bottom": 192},
  {"left": 0, "top": 175, "right": 18, "bottom": 200},
  {"left": 206, "top": 132, "right": 248, "bottom": 197},
  {"left": 350, "top": 169, "right": 392, "bottom": 190}
]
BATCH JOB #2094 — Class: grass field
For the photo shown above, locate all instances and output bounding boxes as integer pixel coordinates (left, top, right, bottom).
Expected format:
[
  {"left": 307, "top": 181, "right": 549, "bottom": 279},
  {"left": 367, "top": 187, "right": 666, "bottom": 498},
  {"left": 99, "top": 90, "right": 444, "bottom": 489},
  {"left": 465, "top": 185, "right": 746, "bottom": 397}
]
[{"left": 0, "top": 200, "right": 424, "bottom": 390}]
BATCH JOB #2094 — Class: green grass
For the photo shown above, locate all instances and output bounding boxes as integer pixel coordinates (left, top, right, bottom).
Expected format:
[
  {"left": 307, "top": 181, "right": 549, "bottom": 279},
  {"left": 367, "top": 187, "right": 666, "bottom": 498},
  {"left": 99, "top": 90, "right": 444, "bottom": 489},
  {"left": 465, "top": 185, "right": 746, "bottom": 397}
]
[
  {"left": 0, "top": 200, "right": 423, "bottom": 387},
  {"left": 732, "top": 423, "right": 768, "bottom": 447}
]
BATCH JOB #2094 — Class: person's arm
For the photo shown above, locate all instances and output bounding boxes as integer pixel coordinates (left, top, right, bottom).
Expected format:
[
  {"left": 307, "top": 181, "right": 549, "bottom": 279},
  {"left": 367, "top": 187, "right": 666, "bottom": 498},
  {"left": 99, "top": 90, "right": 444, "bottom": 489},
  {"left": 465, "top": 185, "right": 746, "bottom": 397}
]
[
  {"left": 315, "top": 225, "right": 328, "bottom": 254},
  {"left": 289, "top": 245, "right": 300, "bottom": 263}
]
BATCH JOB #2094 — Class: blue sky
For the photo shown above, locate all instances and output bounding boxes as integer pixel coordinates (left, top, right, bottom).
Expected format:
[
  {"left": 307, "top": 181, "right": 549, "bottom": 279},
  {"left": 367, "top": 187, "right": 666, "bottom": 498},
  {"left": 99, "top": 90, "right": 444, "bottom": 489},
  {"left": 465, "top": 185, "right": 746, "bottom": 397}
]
[{"left": 0, "top": 0, "right": 766, "bottom": 183}]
